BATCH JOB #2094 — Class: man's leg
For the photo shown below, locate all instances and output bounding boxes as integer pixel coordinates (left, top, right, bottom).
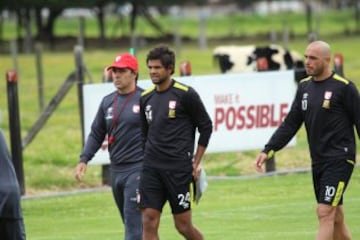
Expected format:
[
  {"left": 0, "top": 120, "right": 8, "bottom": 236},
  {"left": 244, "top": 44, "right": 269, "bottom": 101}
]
[
  {"left": 111, "top": 173, "right": 125, "bottom": 223},
  {"left": 316, "top": 203, "right": 336, "bottom": 240},
  {"left": 16, "top": 218, "right": 26, "bottom": 240},
  {"left": 313, "top": 159, "right": 354, "bottom": 240},
  {"left": 173, "top": 210, "right": 203, "bottom": 240},
  {"left": 142, "top": 208, "right": 161, "bottom": 240},
  {"left": 123, "top": 171, "right": 142, "bottom": 240},
  {"left": 333, "top": 205, "right": 351, "bottom": 240},
  {"left": 0, "top": 218, "right": 26, "bottom": 240}
]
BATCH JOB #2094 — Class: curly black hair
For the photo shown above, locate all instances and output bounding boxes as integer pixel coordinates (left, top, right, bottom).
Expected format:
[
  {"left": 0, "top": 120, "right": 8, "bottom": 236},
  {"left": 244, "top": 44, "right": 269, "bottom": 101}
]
[{"left": 146, "top": 45, "right": 175, "bottom": 75}]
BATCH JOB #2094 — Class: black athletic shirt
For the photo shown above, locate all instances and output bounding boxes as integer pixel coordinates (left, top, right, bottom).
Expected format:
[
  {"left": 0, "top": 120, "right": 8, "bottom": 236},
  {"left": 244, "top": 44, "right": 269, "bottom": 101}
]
[
  {"left": 140, "top": 80, "right": 212, "bottom": 170},
  {"left": 80, "top": 86, "right": 143, "bottom": 171},
  {"left": 263, "top": 72, "right": 360, "bottom": 166},
  {"left": 0, "top": 130, "right": 23, "bottom": 218}
]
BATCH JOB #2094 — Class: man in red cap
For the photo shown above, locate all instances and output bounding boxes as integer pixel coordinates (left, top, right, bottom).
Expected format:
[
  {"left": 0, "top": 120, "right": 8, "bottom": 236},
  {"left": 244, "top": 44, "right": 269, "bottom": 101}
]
[{"left": 75, "top": 53, "right": 143, "bottom": 240}]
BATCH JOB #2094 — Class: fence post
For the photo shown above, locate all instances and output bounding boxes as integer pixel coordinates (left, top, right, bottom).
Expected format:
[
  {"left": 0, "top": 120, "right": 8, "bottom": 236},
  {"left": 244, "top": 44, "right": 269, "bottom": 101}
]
[
  {"left": 6, "top": 70, "right": 25, "bottom": 195},
  {"left": 179, "top": 61, "right": 192, "bottom": 76},
  {"left": 101, "top": 68, "right": 113, "bottom": 186},
  {"left": 255, "top": 57, "right": 276, "bottom": 173},
  {"left": 265, "top": 156, "right": 276, "bottom": 172},
  {"left": 78, "top": 16, "right": 85, "bottom": 48},
  {"left": 35, "top": 43, "right": 45, "bottom": 111},
  {"left": 74, "top": 45, "right": 85, "bottom": 146},
  {"left": 171, "top": 7, "right": 182, "bottom": 57},
  {"left": 199, "top": 7, "right": 208, "bottom": 50},
  {"left": 333, "top": 53, "right": 344, "bottom": 77}
]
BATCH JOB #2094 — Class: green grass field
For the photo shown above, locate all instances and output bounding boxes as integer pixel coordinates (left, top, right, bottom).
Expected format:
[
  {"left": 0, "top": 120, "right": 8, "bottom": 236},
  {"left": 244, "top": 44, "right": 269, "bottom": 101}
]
[{"left": 22, "top": 168, "right": 360, "bottom": 240}]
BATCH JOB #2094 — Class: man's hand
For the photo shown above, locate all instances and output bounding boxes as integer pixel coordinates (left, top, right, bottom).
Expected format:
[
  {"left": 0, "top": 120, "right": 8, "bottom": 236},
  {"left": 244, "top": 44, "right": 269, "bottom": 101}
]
[
  {"left": 192, "top": 163, "right": 202, "bottom": 181},
  {"left": 74, "top": 162, "right": 87, "bottom": 182},
  {"left": 254, "top": 152, "right": 268, "bottom": 172}
]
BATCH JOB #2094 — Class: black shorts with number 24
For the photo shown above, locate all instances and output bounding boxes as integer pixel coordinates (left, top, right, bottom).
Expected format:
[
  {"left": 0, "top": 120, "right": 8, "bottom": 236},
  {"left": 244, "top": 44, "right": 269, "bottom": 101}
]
[{"left": 138, "top": 166, "right": 193, "bottom": 214}]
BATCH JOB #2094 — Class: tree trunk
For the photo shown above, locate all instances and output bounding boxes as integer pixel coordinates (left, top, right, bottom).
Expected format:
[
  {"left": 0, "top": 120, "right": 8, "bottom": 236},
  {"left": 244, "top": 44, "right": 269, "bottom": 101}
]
[
  {"left": 306, "top": 1, "right": 312, "bottom": 34},
  {"left": 130, "top": 2, "right": 138, "bottom": 34},
  {"left": 140, "top": 4, "right": 166, "bottom": 36},
  {"left": 0, "top": 15, "right": 3, "bottom": 41},
  {"left": 33, "top": 7, "right": 62, "bottom": 48},
  {"left": 130, "top": 2, "right": 138, "bottom": 50},
  {"left": 15, "top": 9, "right": 22, "bottom": 41},
  {"left": 23, "top": 8, "right": 33, "bottom": 53},
  {"left": 45, "top": 8, "right": 63, "bottom": 49},
  {"left": 34, "top": 7, "right": 44, "bottom": 40},
  {"left": 355, "top": 0, "right": 360, "bottom": 33},
  {"left": 96, "top": 6, "right": 106, "bottom": 47}
]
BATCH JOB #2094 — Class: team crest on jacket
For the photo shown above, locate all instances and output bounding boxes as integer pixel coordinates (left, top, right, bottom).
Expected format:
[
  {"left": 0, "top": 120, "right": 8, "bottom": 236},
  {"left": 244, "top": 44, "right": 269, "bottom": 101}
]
[
  {"left": 132, "top": 104, "right": 140, "bottom": 113},
  {"left": 106, "top": 107, "right": 114, "bottom": 119},
  {"left": 324, "top": 91, "right": 332, "bottom": 99},
  {"left": 322, "top": 91, "right": 332, "bottom": 109},
  {"left": 168, "top": 100, "right": 176, "bottom": 118}
]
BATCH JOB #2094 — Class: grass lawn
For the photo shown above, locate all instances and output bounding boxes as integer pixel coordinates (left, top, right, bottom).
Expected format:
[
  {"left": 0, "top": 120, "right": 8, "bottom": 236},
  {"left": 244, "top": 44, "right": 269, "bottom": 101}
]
[{"left": 22, "top": 167, "right": 360, "bottom": 240}]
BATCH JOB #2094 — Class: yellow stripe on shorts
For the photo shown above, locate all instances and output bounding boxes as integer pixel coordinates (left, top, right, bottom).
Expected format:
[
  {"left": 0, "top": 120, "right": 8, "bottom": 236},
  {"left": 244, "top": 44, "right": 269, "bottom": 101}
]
[{"left": 332, "top": 181, "right": 345, "bottom": 206}]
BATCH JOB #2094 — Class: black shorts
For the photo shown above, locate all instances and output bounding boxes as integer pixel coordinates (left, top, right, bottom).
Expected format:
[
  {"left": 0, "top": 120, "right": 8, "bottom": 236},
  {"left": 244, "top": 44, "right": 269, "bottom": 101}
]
[
  {"left": 312, "top": 159, "right": 354, "bottom": 206},
  {"left": 138, "top": 166, "right": 193, "bottom": 214}
]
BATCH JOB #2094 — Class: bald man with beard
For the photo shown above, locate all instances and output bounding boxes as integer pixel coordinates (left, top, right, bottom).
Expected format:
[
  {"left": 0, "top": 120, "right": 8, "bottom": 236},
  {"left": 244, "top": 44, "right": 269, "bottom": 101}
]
[{"left": 255, "top": 40, "right": 360, "bottom": 240}]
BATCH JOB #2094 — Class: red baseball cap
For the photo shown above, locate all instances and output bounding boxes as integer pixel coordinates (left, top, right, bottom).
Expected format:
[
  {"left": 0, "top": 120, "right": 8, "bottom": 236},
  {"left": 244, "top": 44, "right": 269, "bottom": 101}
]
[{"left": 107, "top": 53, "right": 138, "bottom": 71}]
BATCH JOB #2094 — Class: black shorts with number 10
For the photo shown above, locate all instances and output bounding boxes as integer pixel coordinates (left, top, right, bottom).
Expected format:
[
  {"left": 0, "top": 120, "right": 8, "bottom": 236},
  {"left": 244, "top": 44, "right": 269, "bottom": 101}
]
[
  {"left": 138, "top": 166, "right": 193, "bottom": 214},
  {"left": 312, "top": 158, "right": 355, "bottom": 206}
]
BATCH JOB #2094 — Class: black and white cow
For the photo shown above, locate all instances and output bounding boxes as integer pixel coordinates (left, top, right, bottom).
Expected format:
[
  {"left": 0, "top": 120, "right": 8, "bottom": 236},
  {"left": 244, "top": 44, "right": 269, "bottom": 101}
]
[{"left": 213, "top": 44, "right": 306, "bottom": 81}]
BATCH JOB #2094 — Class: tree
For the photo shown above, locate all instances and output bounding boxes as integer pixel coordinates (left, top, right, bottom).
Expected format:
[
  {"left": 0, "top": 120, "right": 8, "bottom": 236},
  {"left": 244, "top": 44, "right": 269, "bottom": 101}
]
[
  {"left": 1, "top": 0, "right": 111, "bottom": 42},
  {"left": 354, "top": 0, "right": 360, "bottom": 32},
  {"left": 0, "top": 0, "right": 209, "bottom": 49}
]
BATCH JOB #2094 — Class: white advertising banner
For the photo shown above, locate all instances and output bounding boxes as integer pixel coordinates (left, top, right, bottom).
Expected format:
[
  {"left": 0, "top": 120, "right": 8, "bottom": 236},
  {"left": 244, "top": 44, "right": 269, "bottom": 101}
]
[{"left": 83, "top": 70, "right": 297, "bottom": 165}]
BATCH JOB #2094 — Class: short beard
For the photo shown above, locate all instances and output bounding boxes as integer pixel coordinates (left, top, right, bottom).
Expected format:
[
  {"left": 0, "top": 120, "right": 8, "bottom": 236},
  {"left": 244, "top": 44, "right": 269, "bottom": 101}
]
[{"left": 152, "top": 78, "right": 166, "bottom": 85}]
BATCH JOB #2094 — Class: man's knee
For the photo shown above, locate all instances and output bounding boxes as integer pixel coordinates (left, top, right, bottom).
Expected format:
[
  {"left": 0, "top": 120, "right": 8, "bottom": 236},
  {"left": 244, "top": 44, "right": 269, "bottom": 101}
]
[
  {"left": 316, "top": 204, "right": 336, "bottom": 220},
  {"left": 173, "top": 212, "right": 192, "bottom": 236},
  {"left": 174, "top": 220, "right": 192, "bottom": 236},
  {"left": 142, "top": 214, "right": 155, "bottom": 227},
  {"left": 142, "top": 209, "right": 160, "bottom": 230}
]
